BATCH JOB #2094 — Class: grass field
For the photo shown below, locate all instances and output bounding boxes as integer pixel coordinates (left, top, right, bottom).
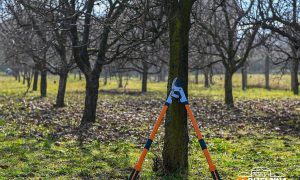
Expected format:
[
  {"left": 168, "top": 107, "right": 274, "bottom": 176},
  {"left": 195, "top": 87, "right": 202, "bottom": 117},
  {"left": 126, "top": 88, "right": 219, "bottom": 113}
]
[{"left": 0, "top": 74, "right": 299, "bottom": 179}]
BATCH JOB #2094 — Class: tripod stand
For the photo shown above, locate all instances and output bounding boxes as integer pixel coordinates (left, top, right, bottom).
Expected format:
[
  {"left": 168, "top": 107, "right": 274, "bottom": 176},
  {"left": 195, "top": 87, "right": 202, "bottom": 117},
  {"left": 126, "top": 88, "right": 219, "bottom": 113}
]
[{"left": 129, "top": 78, "right": 221, "bottom": 180}]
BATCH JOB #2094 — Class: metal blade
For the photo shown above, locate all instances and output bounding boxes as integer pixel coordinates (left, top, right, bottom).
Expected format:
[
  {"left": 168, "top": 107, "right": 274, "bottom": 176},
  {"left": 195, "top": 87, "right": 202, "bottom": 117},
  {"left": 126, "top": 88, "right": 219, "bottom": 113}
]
[{"left": 171, "top": 77, "right": 178, "bottom": 89}]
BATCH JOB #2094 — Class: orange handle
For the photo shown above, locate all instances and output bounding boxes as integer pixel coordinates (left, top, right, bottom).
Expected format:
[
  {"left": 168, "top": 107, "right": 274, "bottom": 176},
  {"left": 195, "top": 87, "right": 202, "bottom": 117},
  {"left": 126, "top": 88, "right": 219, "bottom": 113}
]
[
  {"left": 130, "top": 105, "right": 168, "bottom": 178},
  {"left": 185, "top": 104, "right": 220, "bottom": 180}
]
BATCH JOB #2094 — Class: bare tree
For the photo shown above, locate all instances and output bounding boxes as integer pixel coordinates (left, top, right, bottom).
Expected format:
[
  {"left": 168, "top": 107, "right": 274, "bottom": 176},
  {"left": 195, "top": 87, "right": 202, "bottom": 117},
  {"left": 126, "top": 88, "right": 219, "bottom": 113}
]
[
  {"left": 63, "top": 0, "right": 146, "bottom": 126},
  {"left": 193, "top": 0, "right": 262, "bottom": 106},
  {"left": 258, "top": 0, "right": 300, "bottom": 94}
]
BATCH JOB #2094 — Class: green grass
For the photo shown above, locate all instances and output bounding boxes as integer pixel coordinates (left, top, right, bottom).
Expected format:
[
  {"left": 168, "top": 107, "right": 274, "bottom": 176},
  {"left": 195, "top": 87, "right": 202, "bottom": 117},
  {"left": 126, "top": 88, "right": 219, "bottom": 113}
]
[
  {"left": 1, "top": 74, "right": 299, "bottom": 100},
  {"left": 0, "top": 74, "right": 299, "bottom": 179}
]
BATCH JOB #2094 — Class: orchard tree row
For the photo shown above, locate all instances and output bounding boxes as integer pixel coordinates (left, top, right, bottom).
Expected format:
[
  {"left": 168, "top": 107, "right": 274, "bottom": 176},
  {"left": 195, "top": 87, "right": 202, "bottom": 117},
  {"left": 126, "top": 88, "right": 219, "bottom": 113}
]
[{"left": 0, "top": 0, "right": 299, "bottom": 175}]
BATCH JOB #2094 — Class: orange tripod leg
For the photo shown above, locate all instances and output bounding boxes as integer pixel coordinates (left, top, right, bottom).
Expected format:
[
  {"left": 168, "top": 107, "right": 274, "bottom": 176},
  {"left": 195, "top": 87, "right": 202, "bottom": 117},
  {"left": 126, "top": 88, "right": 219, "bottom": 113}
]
[
  {"left": 129, "top": 105, "right": 168, "bottom": 180},
  {"left": 185, "top": 104, "right": 221, "bottom": 180}
]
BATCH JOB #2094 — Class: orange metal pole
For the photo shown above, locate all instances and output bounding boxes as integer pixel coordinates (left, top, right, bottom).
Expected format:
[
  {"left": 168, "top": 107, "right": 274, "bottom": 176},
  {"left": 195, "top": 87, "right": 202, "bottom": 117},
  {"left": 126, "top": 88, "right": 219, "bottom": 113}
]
[
  {"left": 185, "top": 104, "right": 221, "bottom": 180},
  {"left": 129, "top": 105, "right": 168, "bottom": 180}
]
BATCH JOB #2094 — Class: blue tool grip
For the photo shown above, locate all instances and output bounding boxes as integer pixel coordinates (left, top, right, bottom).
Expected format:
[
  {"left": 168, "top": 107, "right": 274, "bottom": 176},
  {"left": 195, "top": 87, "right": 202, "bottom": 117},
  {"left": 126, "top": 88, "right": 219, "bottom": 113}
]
[
  {"left": 129, "top": 169, "right": 139, "bottom": 180},
  {"left": 211, "top": 170, "right": 221, "bottom": 180},
  {"left": 144, "top": 139, "right": 153, "bottom": 150},
  {"left": 198, "top": 139, "right": 207, "bottom": 150}
]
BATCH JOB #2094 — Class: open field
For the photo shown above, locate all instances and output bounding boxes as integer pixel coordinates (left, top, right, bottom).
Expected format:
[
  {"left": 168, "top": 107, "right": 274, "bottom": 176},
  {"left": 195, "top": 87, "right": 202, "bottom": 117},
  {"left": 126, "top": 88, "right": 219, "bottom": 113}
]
[{"left": 0, "top": 74, "right": 299, "bottom": 179}]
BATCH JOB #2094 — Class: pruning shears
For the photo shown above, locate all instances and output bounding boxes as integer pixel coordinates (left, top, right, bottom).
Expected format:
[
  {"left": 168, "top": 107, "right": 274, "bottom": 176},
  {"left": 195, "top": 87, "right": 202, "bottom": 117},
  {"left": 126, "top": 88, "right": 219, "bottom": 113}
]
[{"left": 128, "top": 78, "right": 221, "bottom": 180}]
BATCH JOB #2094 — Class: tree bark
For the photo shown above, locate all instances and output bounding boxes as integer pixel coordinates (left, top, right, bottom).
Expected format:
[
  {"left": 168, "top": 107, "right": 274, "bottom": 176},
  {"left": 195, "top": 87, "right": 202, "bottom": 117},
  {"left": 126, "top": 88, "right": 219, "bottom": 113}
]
[
  {"left": 265, "top": 55, "right": 270, "bottom": 90},
  {"left": 79, "top": 70, "right": 82, "bottom": 80},
  {"left": 291, "top": 57, "right": 299, "bottom": 95},
  {"left": 159, "top": 65, "right": 166, "bottom": 82},
  {"left": 26, "top": 74, "right": 31, "bottom": 88},
  {"left": 55, "top": 72, "right": 68, "bottom": 107},
  {"left": 118, "top": 72, "right": 123, "bottom": 88},
  {"left": 104, "top": 70, "right": 108, "bottom": 86},
  {"left": 204, "top": 67, "right": 209, "bottom": 88},
  {"left": 209, "top": 65, "right": 214, "bottom": 85},
  {"left": 163, "top": 0, "right": 193, "bottom": 176},
  {"left": 32, "top": 67, "right": 39, "bottom": 91},
  {"left": 17, "top": 71, "right": 20, "bottom": 82},
  {"left": 142, "top": 61, "right": 148, "bottom": 93},
  {"left": 195, "top": 69, "right": 199, "bottom": 84},
  {"left": 40, "top": 70, "right": 47, "bottom": 97},
  {"left": 22, "top": 70, "right": 26, "bottom": 85},
  {"left": 225, "top": 69, "right": 234, "bottom": 106},
  {"left": 14, "top": 70, "right": 18, "bottom": 81},
  {"left": 80, "top": 74, "right": 100, "bottom": 126},
  {"left": 241, "top": 65, "right": 247, "bottom": 91}
]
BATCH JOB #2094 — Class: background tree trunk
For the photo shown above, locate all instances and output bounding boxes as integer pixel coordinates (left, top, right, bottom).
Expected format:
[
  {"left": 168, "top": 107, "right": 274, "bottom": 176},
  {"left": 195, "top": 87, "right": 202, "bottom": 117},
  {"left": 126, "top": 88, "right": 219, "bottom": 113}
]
[
  {"left": 32, "top": 67, "right": 39, "bottom": 91},
  {"left": 265, "top": 55, "right": 270, "bottom": 90},
  {"left": 17, "top": 71, "right": 20, "bottom": 82},
  {"left": 163, "top": 0, "right": 193, "bottom": 176},
  {"left": 26, "top": 73, "right": 31, "bottom": 88},
  {"left": 291, "top": 57, "right": 299, "bottom": 95},
  {"left": 14, "top": 69, "right": 21, "bottom": 82},
  {"left": 22, "top": 70, "right": 26, "bottom": 85},
  {"left": 241, "top": 65, "right": 248, "bottom": 91},
  {"left": 13, "top": 69, "right": 18, "bottom": 81},
  {"left": 40, "top": 69, "right": 47, "bottom": 97},
  {"left": 118, "top": 72, "right": 123, "bottom": 88},
  {"left": 209, "top": 65, "right": 214, "bottom": 85},
  {"left": 225, "top": 69, "right": 234, "bottom": 106},
  {"left": 159, "top": 65, "right": 166, "bottom": 82},
  {"left": 142, "top": 61, "right": 148, "bottom": 93},
  {"left": 80, "top": 74, "right": 100, "bottom": 126},
  {"left": 104, "top": 70, "right": 108, "bottom": 86},
  {"left": 55, "top": 72, "right": 68, "bottom": 107},
  {"left": 79, "top": 70, "right": 82, "bottom": 80},
  {"left": 195, "top": 69, "right": 199, "bottom": 84},
  {"left": 204, "top": 67, "right": 209, "bottom": 88}
]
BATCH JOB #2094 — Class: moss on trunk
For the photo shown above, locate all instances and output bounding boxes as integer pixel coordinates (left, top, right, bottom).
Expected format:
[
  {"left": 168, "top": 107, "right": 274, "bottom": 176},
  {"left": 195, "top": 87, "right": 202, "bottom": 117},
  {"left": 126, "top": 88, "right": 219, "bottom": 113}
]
[{"left": 162, "top": 0, "right": 193, "bottom": 176}]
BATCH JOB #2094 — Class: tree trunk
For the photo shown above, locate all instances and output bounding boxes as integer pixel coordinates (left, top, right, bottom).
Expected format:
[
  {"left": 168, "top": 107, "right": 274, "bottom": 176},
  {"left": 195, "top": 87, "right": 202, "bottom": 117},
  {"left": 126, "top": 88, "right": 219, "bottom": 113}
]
[
  {"left": 26, "top": 75, "right": 31, "bottom": 88},
  {"left": 291, "top": 57, "right": 299, "bottom": 95},
  {"left": 104, "top": 70, "right": 108, "bottom": 86},
  {"left": 265, "top": 55, "right": 270, "bottom": 90},
  {"left": 204, "top": 67, "right": 209, "bottom": 88},
  {"left": 55, "top": 72, "right": 68, "bottom": 107},
  {"left": 163, "top": 0, "right": 193, "bottom": 176},
  {"left": 159, "top": 66, "right": 166, "bottom": 82},
  {"left": 14, "top": 72, "right": 18, "bottom": 81},
  {"left": 17, "top": 70, "right": 21, "bottom": 82},
  {"left": 26, "top": 69, "right": 31, "bottom": 88},
  {"left": 224, "top": 69, "right": 234, "bottom": 106},
  {"left": 40, "top": 70, "right": 47, "bottom": 97},
  {"left": 118, "top": 72, "right": 123, "bottom": 88},
  {"left": 32, "top": 67, "right": 39, "bottom": 91},
  {"left": 74, "top": 71, "right": 76, "bottom": 80},
  {"left": 195, "top": 69, "right": 199, "bottom": 84},
  {"left": 22, "top": 71, "right": 26, "bottom": 85},
  {"left": 80, "top": 74, "right": 100, "bottom": 126},
  {"left": 209, "top": 65, "right": 214, "bottom": 85},
  {"left": 241, "top": 66, "right": 247, "bottom": 91},
  {"left": 142, "top": 61, "right": 148, "bottom": 93},
  {"left": 13, "top": 70, "right": 18, "bottom": 81},
  {"left": 79, "top": 70, "right": 82, "bottom": 80}
]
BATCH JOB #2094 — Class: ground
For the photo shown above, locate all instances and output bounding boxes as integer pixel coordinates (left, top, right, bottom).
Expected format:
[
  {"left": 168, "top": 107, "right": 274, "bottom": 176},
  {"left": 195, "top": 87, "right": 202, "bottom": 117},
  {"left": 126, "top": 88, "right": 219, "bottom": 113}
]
[{"left": 0, "top": 74, "right": 299, "bottom": 179}]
